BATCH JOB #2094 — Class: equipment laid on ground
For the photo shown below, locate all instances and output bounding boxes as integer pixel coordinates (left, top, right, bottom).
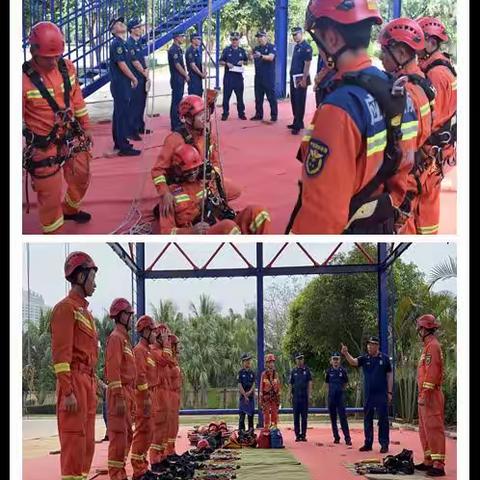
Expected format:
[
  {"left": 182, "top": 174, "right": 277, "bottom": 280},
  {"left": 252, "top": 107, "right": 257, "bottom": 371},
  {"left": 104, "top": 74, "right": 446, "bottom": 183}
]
[
  {"left": 354, "top": 449, "right": 415, "bottom": 475},
  {"left": 269, "top": 427, "right": 285, "bottom": 449},
  {"left": 256, "top": 428, "right": 271, "bottom": 449}
]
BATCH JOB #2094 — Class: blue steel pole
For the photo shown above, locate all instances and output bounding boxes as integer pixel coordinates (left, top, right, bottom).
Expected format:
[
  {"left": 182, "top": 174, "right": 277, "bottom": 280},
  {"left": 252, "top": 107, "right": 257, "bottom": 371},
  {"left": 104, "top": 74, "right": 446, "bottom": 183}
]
[
  {"left": 256, "top": 243, "right": 265, "bottom": 428},
  {"left": 377, "top": 243, "right": 389, "bottom": 356},
  {"left": 215, "top": 9, "right": 220, "bottom": 90},
  {"left": 274, "top": 0, "right": 288, "bottom": 98},
  {"left": 392, "top": 0, "right": 402, "bottom": 18},
  {"left": 135, "top": 243, "right": 146, "bottom": 345}
]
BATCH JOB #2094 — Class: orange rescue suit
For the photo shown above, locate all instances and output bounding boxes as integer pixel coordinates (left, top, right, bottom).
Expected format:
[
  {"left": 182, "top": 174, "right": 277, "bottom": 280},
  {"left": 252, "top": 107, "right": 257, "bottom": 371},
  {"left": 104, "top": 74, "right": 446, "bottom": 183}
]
[
  {"left": 166, "top": 358, "right": 182, "bottom": 455},
  {"left": 260, "top": 369, "right": 281, "bottom": 428},
  {"left": 23, "top": 58, "right": 91, "bottom": 234},
  {"left": 417, "top": 335, "right": 446, "bottom": 469},
  {"left": 131, "top": 338, "right": 156, "bottom": 477},
  {"left": 105, "top": 324, "right": 136, "bottom": 480},
  {"left": 50, "top": 289, "right": 98, "bottom": 480},
  {"left": 158, "top": 180, "right": 271, "bottom": 235}
]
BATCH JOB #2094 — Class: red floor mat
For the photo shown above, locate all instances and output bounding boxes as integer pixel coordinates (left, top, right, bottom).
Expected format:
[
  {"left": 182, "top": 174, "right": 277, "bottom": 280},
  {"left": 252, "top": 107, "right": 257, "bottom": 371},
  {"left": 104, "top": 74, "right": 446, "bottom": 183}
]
[{"left": 22, "top": 97, "right": 457, "bottom": 234}]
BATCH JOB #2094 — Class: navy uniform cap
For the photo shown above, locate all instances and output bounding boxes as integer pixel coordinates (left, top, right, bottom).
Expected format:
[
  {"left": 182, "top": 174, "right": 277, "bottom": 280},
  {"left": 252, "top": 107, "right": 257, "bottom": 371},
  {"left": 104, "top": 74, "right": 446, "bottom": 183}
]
[
  {"left": 190, "top": 32, "right": 201, "bottom": 41},
  {"left": 295, "top": 352, "right": 304, "bottom": 360},
  {"left": 127, "top": 18, "right": 143, "bottom": 30},
  {"left": 108, "top": 17, "right": 125, "bottom": 31},
  {"left": 367, "top": 336, "right": 380, "bottom": 345},
  {"left": 230, "top": 32, "right": 240, "bottom": 39},
  {"left": 241, "top": 353, "right": 252, "bottom": 362},
  {"left": 255, "top": 31, "right": 267, "bottom": 38},
  {"left": 173, "top": 31, "right": 186, "bottom": 38},
  {"left": 331, "top": 352, "right": 341, "bottom": 358},
  {"left": 291, "top": 26, "right": 303, "bottom": 35}
]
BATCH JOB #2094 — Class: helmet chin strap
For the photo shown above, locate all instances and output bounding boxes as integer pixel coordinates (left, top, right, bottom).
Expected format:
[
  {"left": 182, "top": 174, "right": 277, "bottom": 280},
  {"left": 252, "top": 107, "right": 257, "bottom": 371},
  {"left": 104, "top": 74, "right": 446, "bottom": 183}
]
[
  {"left": 307, "top": 28, "right": 348, "bottom": 70},
  {"left": 74, "top": 268, "right": 92, "bottom": 297},
  {"left": 385, "top": 44, "right": 415, "bottom": 73}
]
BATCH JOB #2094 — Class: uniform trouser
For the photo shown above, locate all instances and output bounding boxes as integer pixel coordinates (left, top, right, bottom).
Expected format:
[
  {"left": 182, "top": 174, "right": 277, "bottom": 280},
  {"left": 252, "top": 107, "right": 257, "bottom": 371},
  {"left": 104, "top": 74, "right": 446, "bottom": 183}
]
[
  {"left": 293, "top": 397, "right": 309, "bottom": 438},
  {"left": 263, "top": 402, "right": 279, "bottom": 428},
  {"left": 289, "top": 79, "right": 307, "bottom": 129},
  {"left": 166, "top": 391, "right": 180, "bottom": 455},
  {"left": 206, "top": 205, "right": 271, "bottom": 235},
  {"left": 56, "top": 371, "right": 96, "bottom": 480},
  {"left": 222, "top": 73, "right": 245, "bottom": 116},
  {"left": 107, "top": 385, "right": 135, "bottom": 480},
  {"left": 149, "top": 386, "right": 169, "bottom": 465},
  {"left": 129, "top": 77, "right": 147, "bottom": 135},
  {"left": 31, "top": 149, "right": 91, "bottom": 234},
  {"left": 112, "top": 90, "right": 132, "bottom": 151},
  {"left": 403, "top": 172, "right": 441, "bottom": 235},
  {"left": 418, "top": 390, "right": 446, "bottom": 468},
  {"left": 188, "top": 75, "right": 203, "bottom": 97},
  {"left": 363, "top": 395, "right": 389, "bottom": 448},
  {"left": 103, "top": 396, "right": 108, "bottom": 430},
  {"left": 238, "top": 412, "right": 254, "bottom": 431},
  {"left": 131, "top": 393, "right": 153, "bottom": 478},
  {"left": 170, "top": 80, "right": 185, "bottom": 131},
  {"left": 328, "top": 390, "right": 351, "bottom": 441},
  {"left": 254, "top": 78, "right": 278, "bottom": 119}
]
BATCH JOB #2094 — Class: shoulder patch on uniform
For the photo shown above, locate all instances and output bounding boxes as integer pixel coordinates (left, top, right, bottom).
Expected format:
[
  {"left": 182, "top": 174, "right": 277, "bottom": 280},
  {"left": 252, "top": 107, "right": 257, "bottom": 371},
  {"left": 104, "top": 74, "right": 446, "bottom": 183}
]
[
  {"left": 305, "top": 139, "right": 329, "bottom": 177},
  {"left": 425, "top": 354, "right": 432, "bottom": 365},
  {"left": 174, "top": 53, "right": 178, "bottom": 59},
  {"left": 117, "top": 47, "right": 123, "bottom": 54},
  {"left": 130, "top": 49, "right": 135, "bottom": 55}
]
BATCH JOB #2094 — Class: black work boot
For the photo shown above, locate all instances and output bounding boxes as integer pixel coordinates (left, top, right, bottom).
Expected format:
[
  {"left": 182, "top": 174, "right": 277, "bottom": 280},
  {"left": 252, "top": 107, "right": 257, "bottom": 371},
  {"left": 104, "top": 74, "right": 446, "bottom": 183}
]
[
  {"left": 221, "top": 114, "right": 228, "bottom": 121},
  {"left": 427, "top": 466, "right": 446, "bottom": 477},
  {"left": 415, "top": 462, "right": 432, "bottom": 471},
  {"left": 333, "top": 438, "right": 340, "bottom": 444},
  {"left": 380, "top": 445, "right": 389, "bottom": 454},
  {"left": 359, "top": 445, "right": 373, "bottom": 452},
  {"left": 64, "top": 210, "right": 91, "bottom": 223}
]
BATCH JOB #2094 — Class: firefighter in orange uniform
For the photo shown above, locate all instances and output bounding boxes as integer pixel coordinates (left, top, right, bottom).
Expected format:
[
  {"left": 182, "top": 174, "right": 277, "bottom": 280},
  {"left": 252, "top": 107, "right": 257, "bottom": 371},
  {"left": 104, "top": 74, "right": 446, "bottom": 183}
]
[
  {"left": 415, "top": 314, "right": 446, "bottom": 477},
  {"left": 105, "top": 298, "right": 136, "bottom": 480},
  {"left": 259, "top": 354, "right": 281, "bottom": 428},
  {"left": 377, "top": 19, "right": 434, "bottom": 233},
  {"left": 415, "top": 17, "right": 457, "bottom": 235},
  {"left": 152, "top": 93, "right": 241, "bottom": 220},
  {"left": 50, "top": 251, "right": 99, "bottom": 480},
  {"left": 149, "top": 324, "right": 174, "bottom": 470},
  {"left": 23, "top": 21, "right": 93, "bottom": 234},
  {"left": 156, "top": 143, "right": 271, "bottom": 235},
  {"left": 130, "top": 316, "right": 158, "bottom": 480},
  {"left": 287, "top": 0, "right": 418, "bottom": 234},
  {"left": 166, "top": 334, "right": 182, "bottom": 455}
]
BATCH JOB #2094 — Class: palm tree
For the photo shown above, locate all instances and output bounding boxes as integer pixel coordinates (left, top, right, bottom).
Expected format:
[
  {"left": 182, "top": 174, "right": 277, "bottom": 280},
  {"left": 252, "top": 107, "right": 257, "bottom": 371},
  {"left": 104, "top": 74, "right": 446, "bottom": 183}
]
[
  {"left": 428, "top": 255, "right": 457, "bottom": 289},
  {"left": 189, "top": 294, "right": 220, "bottom": 318},
  {"left": 150, "top": 299, "right": 185, "bottom": 334}
]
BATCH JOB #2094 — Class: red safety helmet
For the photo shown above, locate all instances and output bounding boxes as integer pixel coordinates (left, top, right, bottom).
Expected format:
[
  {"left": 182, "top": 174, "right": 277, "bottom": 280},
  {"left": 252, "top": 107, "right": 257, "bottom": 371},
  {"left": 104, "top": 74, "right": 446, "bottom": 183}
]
[
  {"left": 197, "top": 439, "right": 209, "bottom": 450},
  {"left": 179, "top": 95, "right": 205, "bottom": 119},
  {"left": 307, "top": 0, "right": 382, "bottom": 26},
  {"left": 265, "top": 353, "right": 276, "bottom": 362},
  {"left": 155, "top": 323, "right": 171, "bottom": 335},
  {"left": 64, "top": 251, "right": 97, "bottom": 279},
  {"left": 417, "top": 17, "right": 449, "bottom": 42},
  {"left": 29, "top": 21, "right": 65, "bottom": 57},
  {"left": 172, "top": 144, "right": 203, "bottom": 173},
  {"left": 208, "top": 422, "right": 219, "bottom": 431},
  {"left": 379, "top": 18, "right": 425, "bottom": 51},
  {"left": 109, "top": 298, "right": 134, "bottom": 318},
  {"left": 416, "top": 314, "right": 440, "bottom": 330},
  {"left": 169, "top": 334, "right": 179, "bottom": 345},
  {"left": 136, "top": 315, "right": 155, "bottom": 333}
]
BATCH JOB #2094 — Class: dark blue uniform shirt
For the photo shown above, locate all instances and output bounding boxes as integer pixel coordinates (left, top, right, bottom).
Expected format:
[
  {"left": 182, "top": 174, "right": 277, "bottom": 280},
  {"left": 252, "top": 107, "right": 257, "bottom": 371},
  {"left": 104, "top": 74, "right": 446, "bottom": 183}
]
[
  {"left": 238, "top": 368, "right": 255, "bottom": 397},
  {"left": 126, "top": 36, "right": 147, "bottom": 76},
  {"left": 168, "top": 43, "right": 186, "bottom": 82},
  {"left": 290, "top": 40, "right": 313, "bottom": 76},
  {"left": 109, "top": 36, "right": 134, "bottom": 93},
  {"left": 253, "top": 43, "right": 276, "bottom": 84},
  {"left": 290, "top": 366, "right": 312, "bottom": 399},
  {"left": 325, "top": 366, "right": 348, "bottom": 395},
  {"left": 357, "top": 353, "right": 392, "bottom": 396},
  {"left": 185, "top": 45, "right": 203, "bottom": 75},
  {"left": 221, "top": 46, "right": 248, "bottom": 73}
]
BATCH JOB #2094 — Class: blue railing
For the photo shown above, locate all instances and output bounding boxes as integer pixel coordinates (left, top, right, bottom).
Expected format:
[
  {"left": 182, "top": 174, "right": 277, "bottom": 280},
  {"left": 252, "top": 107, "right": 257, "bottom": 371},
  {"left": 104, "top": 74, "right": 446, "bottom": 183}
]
[{"left": 23, "top": 0, "right": 231, "bottom": 97}]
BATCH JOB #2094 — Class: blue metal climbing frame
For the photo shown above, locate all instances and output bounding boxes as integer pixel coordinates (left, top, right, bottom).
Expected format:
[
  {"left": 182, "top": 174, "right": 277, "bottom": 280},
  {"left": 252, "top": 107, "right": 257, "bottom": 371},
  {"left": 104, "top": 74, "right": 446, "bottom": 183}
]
[{"left": 108, "top": 242, "right": 411, "bottom": 420}]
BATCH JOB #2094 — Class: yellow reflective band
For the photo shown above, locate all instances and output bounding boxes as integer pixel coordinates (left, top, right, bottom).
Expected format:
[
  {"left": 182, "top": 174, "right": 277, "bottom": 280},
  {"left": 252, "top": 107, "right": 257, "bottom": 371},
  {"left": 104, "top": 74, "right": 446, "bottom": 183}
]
[
  {"left": 70, "top": 74, "right": 76, "bottom": 86},
  {"left": 123, "top": 347, "right": 134, "bottom": 357},
  {"left": 26, "top": 88, "right": 55, "bottom": 98},
  {"left": 196, "top": 190, "right": 205, "bottom": 198},
  {"left": 420, "top": 103, "right": 430, "bottom": 117},
  {"left": 107, "top": 460, "right": 125, "bottom": 468},
  {"left": 366, "top": 130, "right": 387, "bottom": 156},
  {"left": 74, "top": 310, "right": 94, "bottom": 331},
  {"left": 75, "top": 107, "right": 88, "bottom": 118},
  {"left": 249, "top": 210, "right": 270, "bottom": 233},
  {"left": 131, "top": 453, "right": 144, "bottom": 460},
  {"left": 451, "top": 81, "right": 457, "bottom": 90},
  {"left": 170, "top": 228, "right": 178, "bottom": 235},
  {"left": 65, "top": 192, "right": 80, "bottom": 209},
  {"left": 153, "top": 175, "right": 166, "bottom": 185},
  {"left": 43, "top": 215, "right": 64, "bottom": 233},
  {"left": 425, "top": 450, "right": 432, "bottom": 455},
  {"left": 302, "top": 135, "right": 311, "bottom": 141},
  {"left": 164, "top": 348, "right": 173, "bottom": 355},
  {"left": 137, "top": 383, "right": 148, "bottom": 391},
  {"left": 54, "top": 362, "right": 71, "bottom": 374},
  {"left": 174, "top": 194, "right": 190, "bottom": 204},
  {"left": 430, "top": 99, "right": 436, "bottom": 107},
  {"left": 417, "top": 224, "right": 439, "bottom": 234},
  {"left": 422, "top": 382, "right": 436, "bottom": 389},
  {"left": 150, "top": 443, "right": 163, "bottom": 451},
  {"left": 108, "top": 381, "right": 122, "bottom": 389},
  {"left": 147, "top": 358, "right": 156, "bottom": 367},
  {"left": 229, "top": 226, "right": 241, "bottom": 235},
  {"left": 61, "top": 476, "right": 84, "bottom": 480},
  {"left": 401, "top": 120, "right": 419, "bottom": 141},
  {"left": 431, "top": 454, "right": 445, "bottom": 460}
]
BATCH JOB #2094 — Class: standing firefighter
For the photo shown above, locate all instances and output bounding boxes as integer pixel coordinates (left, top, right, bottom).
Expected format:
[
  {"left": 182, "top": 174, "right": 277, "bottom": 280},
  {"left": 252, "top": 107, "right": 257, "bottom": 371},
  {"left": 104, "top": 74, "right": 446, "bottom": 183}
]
[
  {"left": 415, "top": 315, "right": 446, "bottom": 477},
  {"left": 105, "top": 298, "right": 136, "bottom": 480},
  {"left": 23, "top": 22, "right": 93, "bottom": 234},
  {"left": 237, "top": 353, "right": 256, "bottom": 432},
  {"left": 166, "top": 334, "right": 182, "bottom": 455},
  {"left": 287, "top": 0, "right": 418, "bottom": 234},
  {"left": 131, "top": 315, "right": 157, "bottom": 480},
  {"left": 260, "top": 354, "right": 281, "bottom": 428},
  {"left": 416, "top": 17, "right": 457, "bottom": 235},
  {"left": 50, "top": 251, "right": 98, "bottom": 480}
]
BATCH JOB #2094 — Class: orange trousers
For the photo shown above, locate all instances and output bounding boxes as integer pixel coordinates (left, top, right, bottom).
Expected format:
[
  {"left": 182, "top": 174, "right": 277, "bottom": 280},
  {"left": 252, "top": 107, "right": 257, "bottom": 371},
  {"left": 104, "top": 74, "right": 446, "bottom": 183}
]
[
  {"left": 166, "top": 391, "right": 181, "bottom": 455},
  {"left": 262, "top": 402, "right": 279, "bottom": 429},
  {"left": 403, "top": 172, "right": 441, "bottom": 235},
  {"left": 107, "top": 386, "right": 135, "bottom": 480},
  {"left": 149, "top": 387, "right": 170, "bottom": 465},
  {"left": 56, "top": 371, "right": 96, "bottom": 480},
  {"left": 207, "top": 205, "right": 271, "bottom": 234},
  {"left": 131, "top": 396, "right": 153, "bottom": 478},
  {"left": 418, "top": 390, "right": 446, "bottom": 469},
  {"left": 30, "top": 150, "right": 91, "bottom": 234}
]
